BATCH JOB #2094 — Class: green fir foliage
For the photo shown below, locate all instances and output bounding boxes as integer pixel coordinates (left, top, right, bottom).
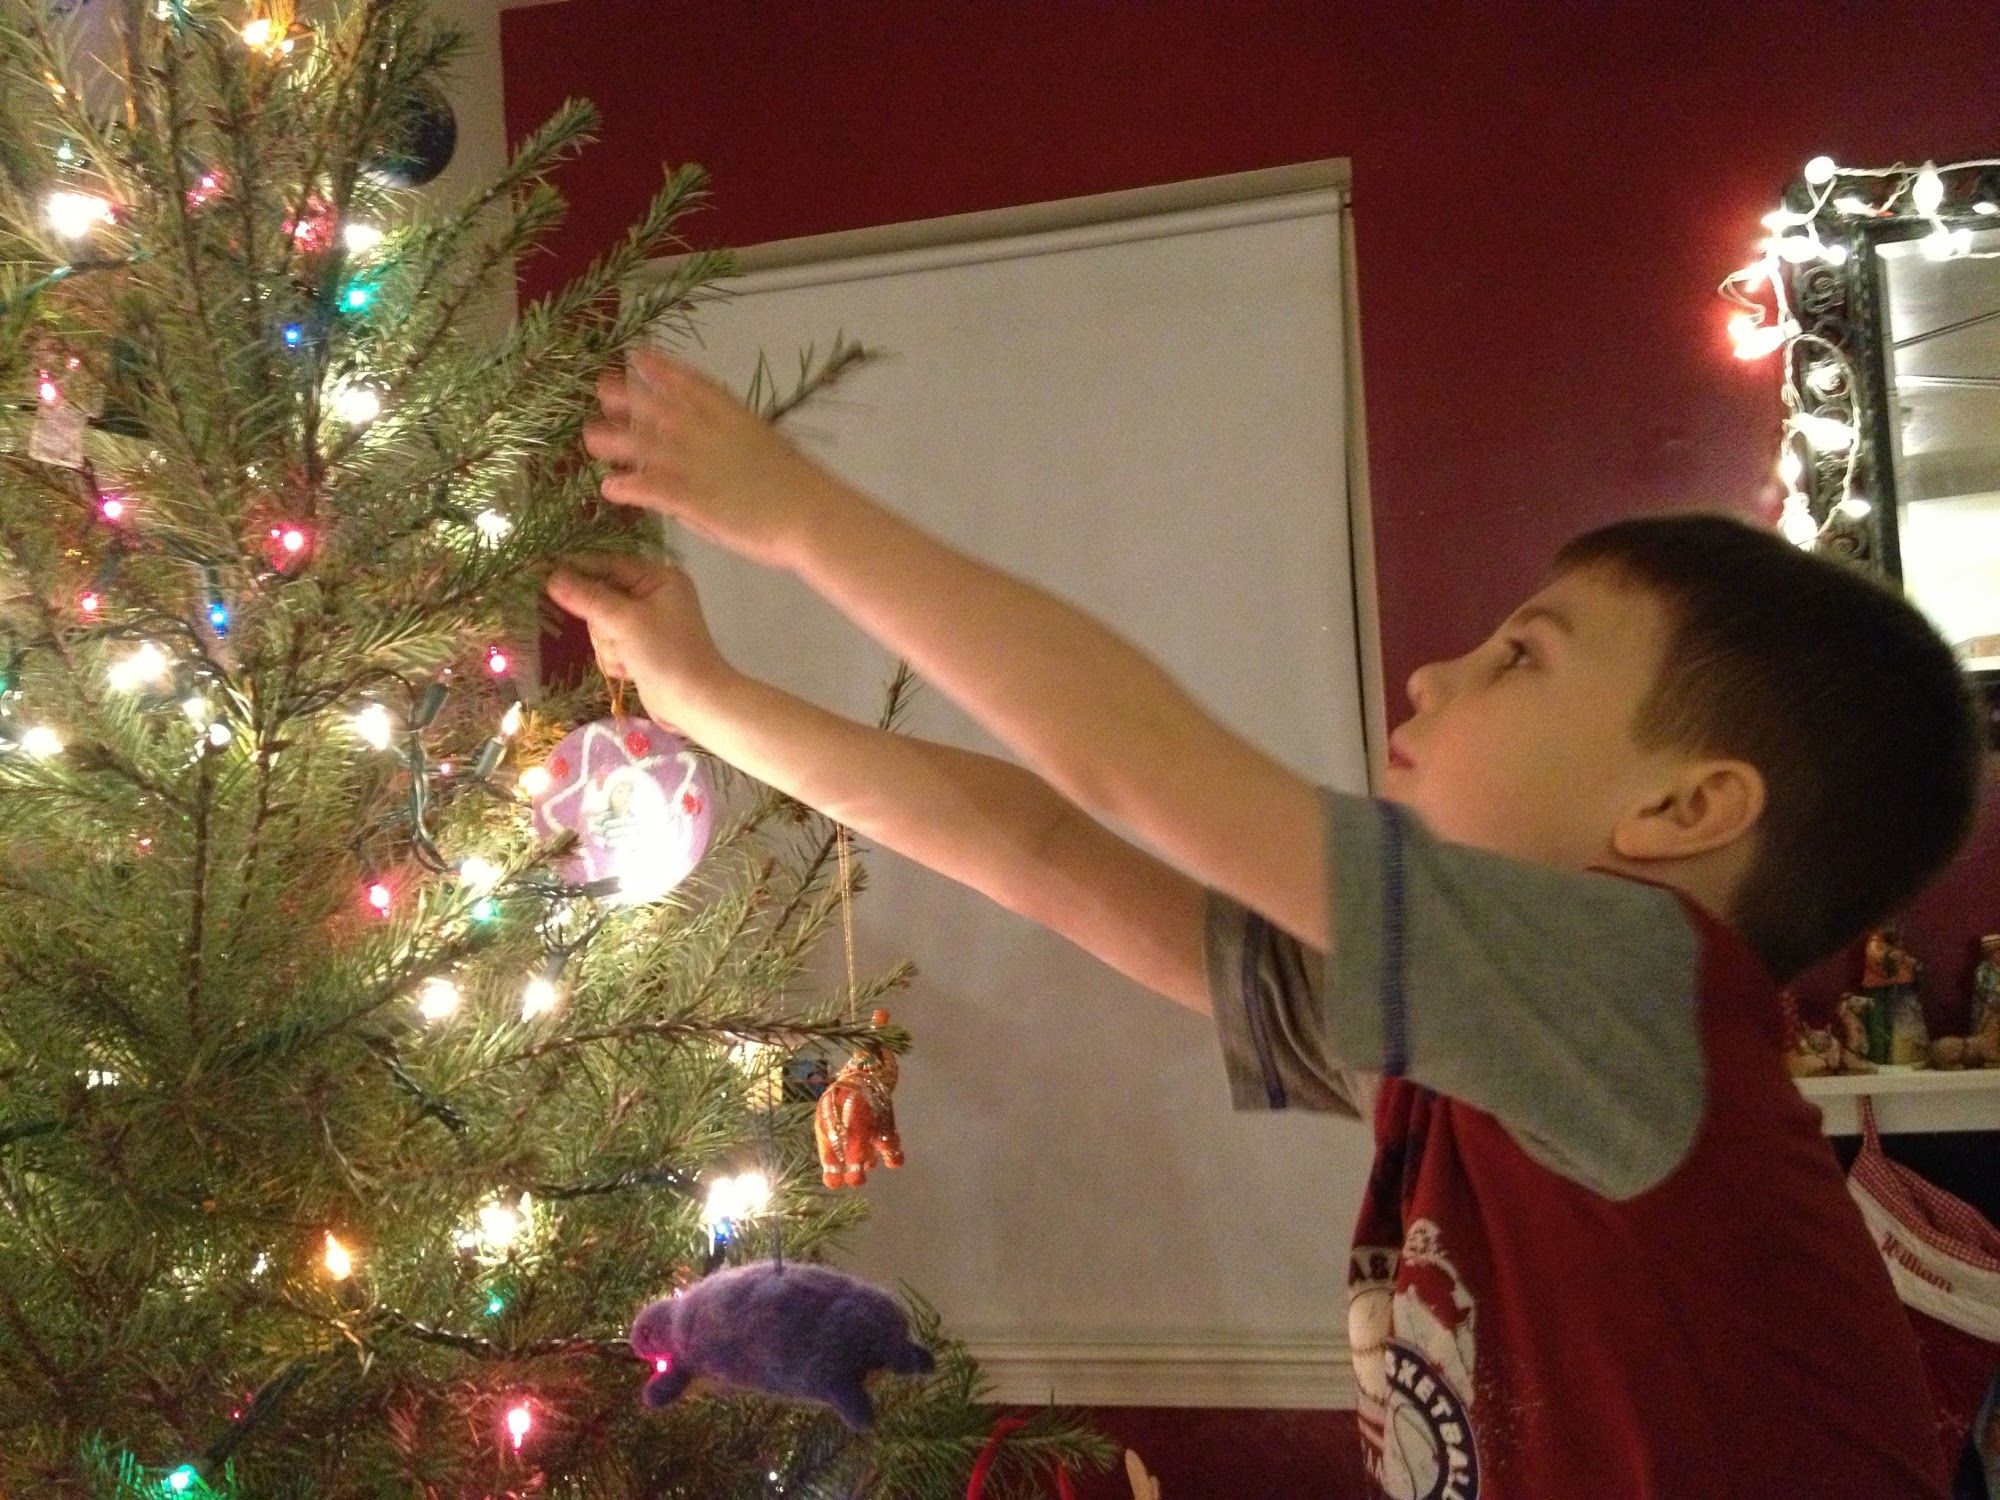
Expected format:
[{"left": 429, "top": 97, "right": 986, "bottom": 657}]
[{"left": 0, "top": 1, "right": 1108, "bottom": 1494}]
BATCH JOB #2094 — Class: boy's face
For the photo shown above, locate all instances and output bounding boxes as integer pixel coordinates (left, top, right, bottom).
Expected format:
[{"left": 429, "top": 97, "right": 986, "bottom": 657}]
[{"left": 1382, "top": 565, "right": 1677, "bottom": 869}]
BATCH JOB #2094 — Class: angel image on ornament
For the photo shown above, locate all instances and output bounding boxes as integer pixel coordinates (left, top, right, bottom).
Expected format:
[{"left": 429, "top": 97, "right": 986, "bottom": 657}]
[{"left": 530, "top": 718, "right": 715, "bottom": 907}]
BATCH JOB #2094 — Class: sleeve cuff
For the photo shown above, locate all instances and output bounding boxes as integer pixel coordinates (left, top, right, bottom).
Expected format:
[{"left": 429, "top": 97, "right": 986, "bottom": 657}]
[{"left": 1204, "top": 885, "right": 1290, "bottom": 1110}]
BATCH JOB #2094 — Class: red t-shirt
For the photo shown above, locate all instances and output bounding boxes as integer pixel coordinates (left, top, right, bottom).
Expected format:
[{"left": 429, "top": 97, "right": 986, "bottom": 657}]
[{"left": 1205, "top": 787, "right": 1947, "bottom": 1499}]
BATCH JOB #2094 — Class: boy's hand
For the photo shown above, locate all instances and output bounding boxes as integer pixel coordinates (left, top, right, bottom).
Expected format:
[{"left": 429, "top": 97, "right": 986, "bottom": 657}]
[
  {"left": 583, "top": 349, "right": 848, "bottom": 571},
  {"left": 544, "top": 554, "right": 735, "bottom": 721}
]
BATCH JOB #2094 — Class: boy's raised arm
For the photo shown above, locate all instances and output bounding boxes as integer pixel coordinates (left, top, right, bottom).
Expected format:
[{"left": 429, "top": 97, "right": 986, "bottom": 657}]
[{"left": 582, "top": 352, "right": 1329, "bottom": 951}]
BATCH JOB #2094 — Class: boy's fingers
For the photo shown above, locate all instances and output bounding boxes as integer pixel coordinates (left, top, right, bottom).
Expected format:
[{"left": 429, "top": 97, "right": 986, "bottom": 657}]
[
  {"left": 629, "top": 347, "right": 691, "bottom": 392},
  {"left": 584, "top": 620, "right": 630, "bottom": 681},
  {"left": 600, "top": 469, "right": 678, "bottom": 513},
  {"left": 597, "top": 373, "right": 632, "bottom": 420},
  {"left": 557, "top": 552, "right": 666, "bottom": 592},
  {"left": 581, "top": 420, "right": 640, "bottom": 466},
  {"left": 545, "top": 565, "right": 640, "bottom": 624}
]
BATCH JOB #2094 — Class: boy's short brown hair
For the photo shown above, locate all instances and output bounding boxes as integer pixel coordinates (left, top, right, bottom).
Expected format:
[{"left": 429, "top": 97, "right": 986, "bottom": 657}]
[{"left": 1553, "top": 511, "right": 1988, "bottom": 981}]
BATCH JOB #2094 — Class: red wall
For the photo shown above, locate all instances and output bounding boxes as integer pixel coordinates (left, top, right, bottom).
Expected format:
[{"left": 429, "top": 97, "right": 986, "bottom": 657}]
[{"left": 498, "top": 4, "right": 1999, "bottom": 1490}]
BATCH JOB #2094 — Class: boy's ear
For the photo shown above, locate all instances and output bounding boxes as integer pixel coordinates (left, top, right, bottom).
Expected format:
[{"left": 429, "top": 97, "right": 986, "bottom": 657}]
[{"left": 1611, "top": 758, "right": 1766, "bottom": 862}]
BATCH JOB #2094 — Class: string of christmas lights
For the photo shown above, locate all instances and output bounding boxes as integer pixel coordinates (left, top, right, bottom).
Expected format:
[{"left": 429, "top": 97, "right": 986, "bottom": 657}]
[{"left": 1721, "top": 155, "right": 2000, "bottom": 552}]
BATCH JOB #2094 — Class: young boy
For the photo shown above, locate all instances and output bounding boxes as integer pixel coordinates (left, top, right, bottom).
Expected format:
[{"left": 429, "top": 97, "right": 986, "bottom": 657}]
[{"left": 549, "top": 350, "right": 1986, "bottom": 1499}]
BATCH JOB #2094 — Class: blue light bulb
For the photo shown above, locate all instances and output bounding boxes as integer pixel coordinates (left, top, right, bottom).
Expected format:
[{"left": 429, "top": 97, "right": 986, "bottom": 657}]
[
  {"left": 282, "top": 323, "right": 304, "bottom": 348},
  {"left": 207, "top": 600, "right": 229, "bottom": 635}
]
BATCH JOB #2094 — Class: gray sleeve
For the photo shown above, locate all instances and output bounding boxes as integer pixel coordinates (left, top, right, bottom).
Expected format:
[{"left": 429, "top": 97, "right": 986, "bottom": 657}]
[
  {"left": 1204, "top": 885, "right": 1375, "bottom": 1120},
  {"left": 1215, "top": 785, "right": 1708, "bottom": 1200}
]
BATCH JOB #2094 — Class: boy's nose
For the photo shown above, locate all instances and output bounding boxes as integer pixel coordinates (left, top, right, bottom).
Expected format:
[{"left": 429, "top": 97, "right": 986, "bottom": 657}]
[{"left": 1405, "top": 660, "right": 1443, "bottom": 714}]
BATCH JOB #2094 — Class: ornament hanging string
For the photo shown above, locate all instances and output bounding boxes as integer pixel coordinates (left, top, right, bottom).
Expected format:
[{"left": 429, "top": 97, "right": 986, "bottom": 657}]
[{"left": 836, "top": 823, "right": 857, "bottom": 1018}]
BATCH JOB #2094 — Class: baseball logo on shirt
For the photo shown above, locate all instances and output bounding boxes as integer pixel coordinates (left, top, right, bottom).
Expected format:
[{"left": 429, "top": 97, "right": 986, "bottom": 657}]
[{"left": 1350, "top": 1220, "right": 1481, "bottom": 1499}]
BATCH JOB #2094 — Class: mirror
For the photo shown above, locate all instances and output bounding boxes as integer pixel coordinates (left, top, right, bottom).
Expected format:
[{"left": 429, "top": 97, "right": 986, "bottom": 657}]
[
  {"left": 1726, "top": 155, "right": 2000, "bottom": 730},
  {"left": 1879, "top": 222, "right": 2000, "bottom": 673}
]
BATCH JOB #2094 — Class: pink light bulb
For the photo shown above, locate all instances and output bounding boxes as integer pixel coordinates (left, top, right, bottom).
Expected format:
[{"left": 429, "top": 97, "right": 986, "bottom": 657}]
[
  {"left": 486, "top": 648, "right": 510, "bottom": 677},
  {"left": 37, "top": 378, "right": 59, "bottom": 404},
  {"left": 367, "top": 882, "right": 392, "bottom": 914},
  {"left": 78, "top": 591, "right": 101, "bottom": 616},
  {"left": 99, "top": 496, "right": 126, "bottom": 522},
  {"left": 505, "top": 1402, "right": 532, "bottom": 1451},
  {"left": 281, "top": 527, "right": 307, "bottom": 553}
]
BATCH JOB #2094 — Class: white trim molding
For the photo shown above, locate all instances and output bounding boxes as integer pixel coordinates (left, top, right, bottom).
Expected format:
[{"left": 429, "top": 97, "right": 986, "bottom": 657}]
[{"left": 964, "top": 1335, "right": 1357, "bottom": 1411}]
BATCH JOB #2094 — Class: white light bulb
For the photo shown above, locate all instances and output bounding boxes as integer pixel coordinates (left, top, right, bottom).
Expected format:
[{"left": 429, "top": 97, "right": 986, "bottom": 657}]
[
  {"left": 702, "top": 1170, "right": 774, "bottom": 1231},
  {"left": 458, "top": 856, "right": 501, "bottom": 892},
  {"left": 517, "top": 765, "right": 552, "bottom": 798},
  {"left": 241, "top": 16, "right": 274, "bottom": 48},
  {"left": 1778, "top": 448, "right": 1806, "bottom": 488},
  {"left": 45, "top": 190, "right": 112, "bottom": 239},
  {"left": 1793, "top": 411, "right": 1856, "bottom": 453},
  {"left": 353, "top": 703, "right": 395, "bottom": 750},
  {"left": 342, "top": 221, "right": 384, "bottom": 254},
  {"left": 20, "top": 726, "right": 63, "bottom": 758},
  {"left": 1975, "top": 201, "right": 2000, "bottom": 217},
  {"left": 1833, "top": 194, "right": 1874, "bottom": 216},
  {"left": 476, "top": 1197, "right": 529, "bottom": 1251},
  {"left": 1770, "top": 233, "right": 1820, "bottom": 264},
  {"left": 1911, "top": 164, "right": 1945, "bottom": 216},
  {"left": 108, "top": 641, "right": 171, "bottom": 694},
  {"left": 1835, "top": 495, "right": 1873, "bottom": 519},
  {"left": 323, "top": 1232, "right": 353, "bottom": 1280},
  {"left": 1816, "top": 239, "right": 1849, "bottom": 267},
  {"left": 331, "top": 382, "right": 383, "bottom": 426},
  {"left": 1802, "top": 154, "right": 1838, "bottom": 186},
  {"left": 1920, "top": 224, "right": 1967, "bottom": 260},
  {"left": 1729, "top": 314, "right": 1790, "bottom": 361},
  {"left": 1779, "top": 494, "right": 1819, "bottom": 548},
  {"left": 1761, "top": 207, "right": 1811, "bottom": 230},
  {"left": 206, "top": 721, "right": 232, "bottom": 748},
  {"left": 181, "top": 696, "right": 210, "bottom": 726},
  {"left": 499, "top": 702, "right": 524, "bottom": 738},
  {"left": 417, "top": 976, "right": 463, "bottom": 1021},
  {"left": 474, "top": 509, "right": 514, "bottom": 543},
  {"left": 522, "top": 975, "right": 560, "bottom": 1019}
]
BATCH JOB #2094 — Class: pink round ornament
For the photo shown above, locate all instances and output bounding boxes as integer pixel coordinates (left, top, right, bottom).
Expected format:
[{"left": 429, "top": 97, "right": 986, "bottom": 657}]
[{"left": 528, "top": 717, "right": 713, "bottom": 905}]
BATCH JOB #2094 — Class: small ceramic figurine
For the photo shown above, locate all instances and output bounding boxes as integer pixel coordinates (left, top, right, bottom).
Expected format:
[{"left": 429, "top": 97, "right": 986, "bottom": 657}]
[
  {"left": 1859, "top": 924, "right": 1921, "bottom": 1064},
  {"left": 1833, "top": 993, "right": 1880, "bottom": 1075},
  {"left": 1930, "top": 935, "right": 2000, "bottom": 1069},
  {"left": 813, "top": 1009, "right": 904, "bottom": 1189}
]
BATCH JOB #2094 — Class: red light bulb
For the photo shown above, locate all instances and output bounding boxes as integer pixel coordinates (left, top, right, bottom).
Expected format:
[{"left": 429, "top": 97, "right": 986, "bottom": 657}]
[
  {"left": 367, "top": 882, "right": 392, "bottom": 914},
  {"left": 486, "top": 648, "right": 510, "bottom": 677}
]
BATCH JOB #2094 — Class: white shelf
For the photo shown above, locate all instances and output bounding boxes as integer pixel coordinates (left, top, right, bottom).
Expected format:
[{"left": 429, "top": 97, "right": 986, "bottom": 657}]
[{"left": 1797, "top": 1068, "right": 2000, "bottom": 1134}]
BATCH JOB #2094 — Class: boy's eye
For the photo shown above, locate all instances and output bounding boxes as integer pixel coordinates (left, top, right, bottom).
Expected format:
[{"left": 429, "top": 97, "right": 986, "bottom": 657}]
[{"left": 1498, "top": 639, "right": 1531, "bottom": 671}]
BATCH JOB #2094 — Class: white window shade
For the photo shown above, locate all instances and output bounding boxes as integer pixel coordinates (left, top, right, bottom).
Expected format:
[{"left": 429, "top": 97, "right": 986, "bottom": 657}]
[{"left": 648, "top": 166, "right": 1374, "bottom": 1407}]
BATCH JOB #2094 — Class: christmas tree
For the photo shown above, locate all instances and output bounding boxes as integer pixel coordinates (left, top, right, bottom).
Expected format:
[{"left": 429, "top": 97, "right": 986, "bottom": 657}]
[{"left": 0, "top": 2, "right": 1105, "bottom": 1494}]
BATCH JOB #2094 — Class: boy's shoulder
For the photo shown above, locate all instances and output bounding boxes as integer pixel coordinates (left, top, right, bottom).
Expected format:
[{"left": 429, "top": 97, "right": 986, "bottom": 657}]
[{"left": 1322, "top": 787, "right": 1781, "bottom": 1198}]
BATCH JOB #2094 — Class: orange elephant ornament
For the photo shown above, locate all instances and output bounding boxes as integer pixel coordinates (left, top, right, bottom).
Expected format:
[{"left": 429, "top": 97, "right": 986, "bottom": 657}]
[{"left": 814, "top": 1009, "right": 904, "bottom": 1189}]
